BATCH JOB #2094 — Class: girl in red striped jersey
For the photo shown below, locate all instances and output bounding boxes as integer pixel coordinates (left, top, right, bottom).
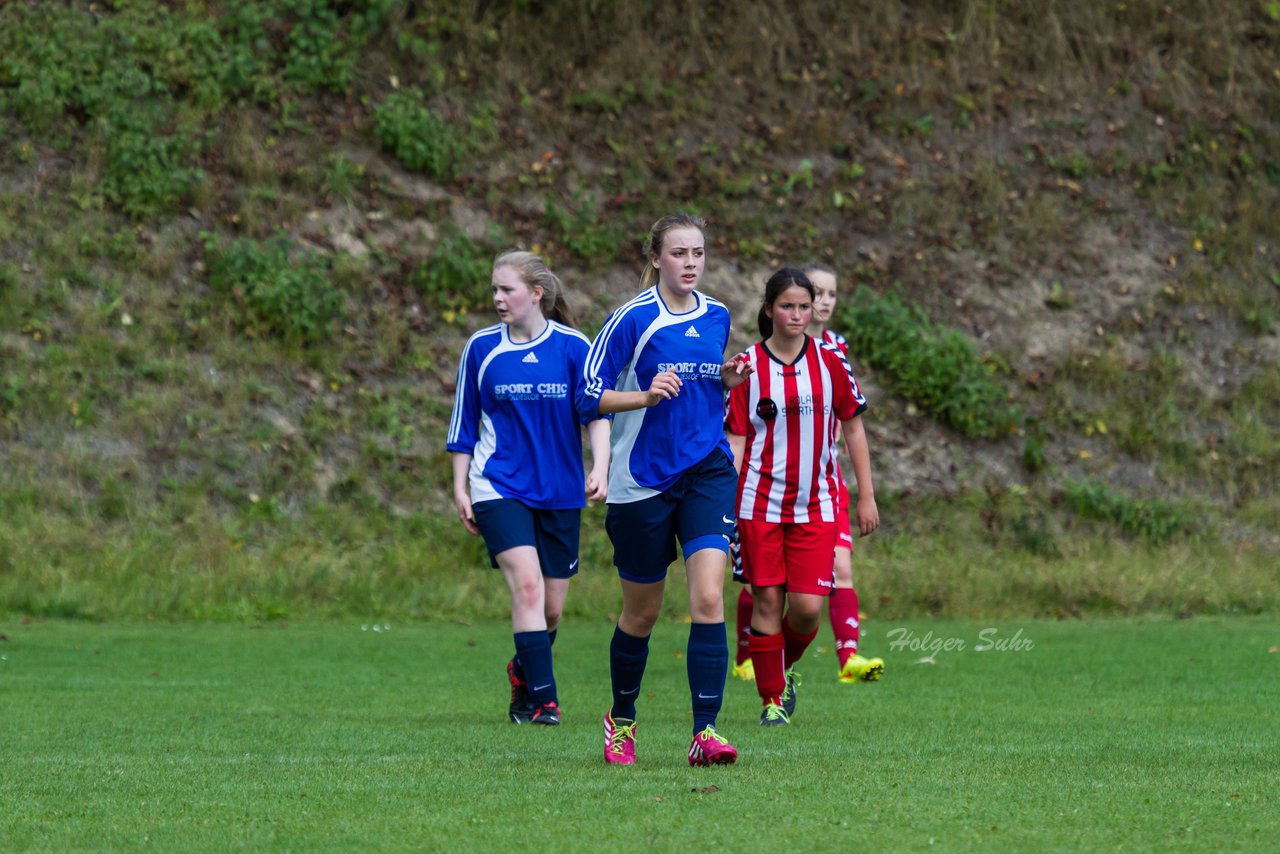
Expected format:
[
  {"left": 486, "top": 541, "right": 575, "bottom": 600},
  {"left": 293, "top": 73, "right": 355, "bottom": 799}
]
[
  {"left": 725, "top": 268, "right": 880, "bottom": 724},
  {"left": 732, "top": 263, "right": 885, "bottom": 685},
  {"left": 804, "top": 262, "right": 885, "bottom": 684}
]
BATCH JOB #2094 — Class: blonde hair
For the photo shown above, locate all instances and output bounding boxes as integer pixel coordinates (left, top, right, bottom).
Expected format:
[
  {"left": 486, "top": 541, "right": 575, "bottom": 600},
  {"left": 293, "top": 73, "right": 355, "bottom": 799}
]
[
  {"left": 493, "top": 250, "right": 576, "bottom": 327},
  {"left": 639, "top": 212, "right": 707, "bottom": 289},
  {"left": 801, "top": 261, "right": 836, "bottom": 279}
]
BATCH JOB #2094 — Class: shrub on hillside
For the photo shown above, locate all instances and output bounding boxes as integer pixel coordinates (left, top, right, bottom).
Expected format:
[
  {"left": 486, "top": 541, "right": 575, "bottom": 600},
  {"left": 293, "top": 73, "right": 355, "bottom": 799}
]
[
  {"left": 408, "top": 229, "right": 493, "bottom": 323},
  {"left": 204, "top": 232, "right": 343, "bottom": 344},
  {"left": 839, "top": 287, "right": 1019, "bottom": 440},
  {"left": 372, "top": 89, "right": 464, "bottom": 181},
  {"left": 1064, "top": 479, "right": 1194, "bottom": 542}
]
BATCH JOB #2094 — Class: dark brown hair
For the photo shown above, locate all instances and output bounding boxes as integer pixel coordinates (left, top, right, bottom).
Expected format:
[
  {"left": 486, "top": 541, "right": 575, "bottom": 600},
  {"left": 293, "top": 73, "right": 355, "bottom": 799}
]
[{"left": 757, "top": 267, "right": 814, "bottom": 340}]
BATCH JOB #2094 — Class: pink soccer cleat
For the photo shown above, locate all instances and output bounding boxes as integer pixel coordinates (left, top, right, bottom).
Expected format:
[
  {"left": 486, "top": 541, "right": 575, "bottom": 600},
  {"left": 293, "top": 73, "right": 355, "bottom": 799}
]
[
  {"left": 603, "top": 711, "right": 637, "bottom": 765},
  {"left": 688, "top": 726, "right": 738, "bottom": 766}
]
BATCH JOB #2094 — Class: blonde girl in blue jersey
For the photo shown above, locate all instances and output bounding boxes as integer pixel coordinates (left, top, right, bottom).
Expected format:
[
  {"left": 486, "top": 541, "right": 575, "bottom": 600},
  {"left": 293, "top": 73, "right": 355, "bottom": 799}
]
[
  {"left": 447, "top": 250, "right": 610, "bottom": 726},
  {"left": 582, "top": 213, "right": 753, "bottom": 766}
]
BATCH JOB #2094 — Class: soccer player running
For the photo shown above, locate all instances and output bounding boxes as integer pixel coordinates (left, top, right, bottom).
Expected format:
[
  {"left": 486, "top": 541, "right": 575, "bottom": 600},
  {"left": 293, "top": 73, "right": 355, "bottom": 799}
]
[
  {"left": 726, "top": 268, "right": 879, "bottom": 726},
  {"left": 732, "top": 263, "right": 885, "bottom": 684},
  {"left": 582, "top": 212, "right": 752, "bottom": 766},
  {"left": 447, "top": 250, "right": 610, "bottom": 726}
]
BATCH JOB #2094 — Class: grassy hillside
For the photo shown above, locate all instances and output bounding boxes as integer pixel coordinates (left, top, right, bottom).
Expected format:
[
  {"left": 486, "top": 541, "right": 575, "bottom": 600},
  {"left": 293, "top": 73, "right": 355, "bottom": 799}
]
[{"left": 1, "top": 0, "right": 1277, "bottom": 621}]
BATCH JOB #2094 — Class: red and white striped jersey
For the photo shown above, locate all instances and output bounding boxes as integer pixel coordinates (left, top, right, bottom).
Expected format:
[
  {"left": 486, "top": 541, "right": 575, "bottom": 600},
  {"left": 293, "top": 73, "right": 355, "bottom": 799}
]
[
  {"left": 726, "top": 337, "right": 867, "bottom": 523},
  {"left": 821, "top": 328, "right": 848, "bottom": 357},
  {"left": 820, "top": 327, "right": 852, "bottom": 512}
]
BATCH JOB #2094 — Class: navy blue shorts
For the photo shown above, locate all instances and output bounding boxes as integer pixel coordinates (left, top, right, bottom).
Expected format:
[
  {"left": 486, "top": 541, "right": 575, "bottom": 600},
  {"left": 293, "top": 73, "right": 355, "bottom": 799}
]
[
  {"left": 605, "top": 449, "right": 737, "bottom": 584},
  {"left": 472, "top": 499, "right": 581, "bottom": 579}
]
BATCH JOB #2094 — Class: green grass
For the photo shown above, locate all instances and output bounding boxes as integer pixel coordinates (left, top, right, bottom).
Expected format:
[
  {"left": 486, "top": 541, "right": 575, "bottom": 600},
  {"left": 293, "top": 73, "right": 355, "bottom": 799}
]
[
  {"left": 2, "top": 617, "right": 1276, "bottom": 851},
  {"left": 2, "top": 495, "right": 1276, "bottom": 622}
]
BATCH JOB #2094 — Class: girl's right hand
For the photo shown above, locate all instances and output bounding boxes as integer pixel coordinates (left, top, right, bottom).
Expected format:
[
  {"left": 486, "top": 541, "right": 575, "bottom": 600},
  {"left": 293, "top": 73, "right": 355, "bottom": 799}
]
[
  {"left": 643, "top": 370, "right": 682, "bottom": 407},
  {"left": 455, "top": 492, "right": 480, "bottom": 535}
]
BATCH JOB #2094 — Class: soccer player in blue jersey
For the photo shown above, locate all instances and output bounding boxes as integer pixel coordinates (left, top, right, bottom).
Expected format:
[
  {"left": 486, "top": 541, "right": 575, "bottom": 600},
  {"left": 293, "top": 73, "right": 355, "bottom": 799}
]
[
  {"left": 447, "top": 250, "right": 610, "bottom": 726},
  {"left": 582, "top": 212, "right": 753, "bottom": 766}
]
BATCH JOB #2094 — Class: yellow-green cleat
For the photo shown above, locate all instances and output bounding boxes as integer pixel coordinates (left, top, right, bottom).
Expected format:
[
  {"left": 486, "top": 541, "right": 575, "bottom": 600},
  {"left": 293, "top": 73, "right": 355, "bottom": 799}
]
[
  {"left": 780, "top": 667, "right": 801, "bottom": 717},
  {"left": 760, "top": 702, "right": 790, "bottom": 727},
  {"left": 731, "top": 658, "right": 755, "bottom": 682},
  {"left": 838, "top": 653, "right": 885, "bottom": 683}
]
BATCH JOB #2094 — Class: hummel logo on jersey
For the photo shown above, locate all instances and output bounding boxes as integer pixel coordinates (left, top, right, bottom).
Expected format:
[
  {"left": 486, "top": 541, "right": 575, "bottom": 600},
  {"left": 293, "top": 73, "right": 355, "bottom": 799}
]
[
  {"left": 522, "top": 352, "right": 539, "bottom": 363},
  {"left": 684, "top": 325, "right": 700, "bottom": 338}
]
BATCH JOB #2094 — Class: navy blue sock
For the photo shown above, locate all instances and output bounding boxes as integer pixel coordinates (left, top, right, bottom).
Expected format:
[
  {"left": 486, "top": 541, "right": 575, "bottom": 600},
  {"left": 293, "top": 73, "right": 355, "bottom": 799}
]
[
  {"left": 609, "top": 625, "right": 649, "bottom": 721},
  {"left": 514, "top": 630, "right": 556, "bottom": 705},
  {"left": 513, "top": 628, "right": 557, "bottom": 681},
  {"left": 687, "top": 621, "right": 728, "bottom": 733}
]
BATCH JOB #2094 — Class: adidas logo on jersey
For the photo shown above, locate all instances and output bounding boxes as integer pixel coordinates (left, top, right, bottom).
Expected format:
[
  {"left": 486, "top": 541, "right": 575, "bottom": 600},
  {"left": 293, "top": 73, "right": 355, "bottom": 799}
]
[
  {"left": 684, "top": 326, "right": 700, "bottom": 338},
  {"left": 522, "top": 352, "right": 539, "bottom": 363}
]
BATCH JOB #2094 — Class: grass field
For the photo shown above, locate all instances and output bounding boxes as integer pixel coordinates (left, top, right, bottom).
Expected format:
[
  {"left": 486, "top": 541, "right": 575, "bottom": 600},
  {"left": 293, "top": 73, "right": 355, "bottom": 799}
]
[{"left": 2, "top": 615, "right": 1276, "bottom": 852}]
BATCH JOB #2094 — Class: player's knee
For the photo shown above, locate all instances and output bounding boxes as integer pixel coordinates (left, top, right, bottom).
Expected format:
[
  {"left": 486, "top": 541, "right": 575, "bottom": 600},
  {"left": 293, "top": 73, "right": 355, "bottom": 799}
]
[
  {"left": 689, "top": 597, "right": 724, "bottom": 624},
  {"left": 512, "top": 578, "right": 542, "bottom": 611},
  {"left": 788, "top": 597, "right": 823, "bottom": 626},
  {"left": 544, "top": 606, "right": 563, "bottom": 632}
]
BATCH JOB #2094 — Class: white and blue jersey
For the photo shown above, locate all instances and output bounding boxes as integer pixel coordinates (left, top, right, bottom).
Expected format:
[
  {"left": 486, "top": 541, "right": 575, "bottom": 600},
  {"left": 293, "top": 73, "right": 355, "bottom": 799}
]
[
  {"left": 582, "top": 287, "right": 734, "bottom": 503},
  {"left": 447, "top": 321, "right": 595, "bottom": 509}
]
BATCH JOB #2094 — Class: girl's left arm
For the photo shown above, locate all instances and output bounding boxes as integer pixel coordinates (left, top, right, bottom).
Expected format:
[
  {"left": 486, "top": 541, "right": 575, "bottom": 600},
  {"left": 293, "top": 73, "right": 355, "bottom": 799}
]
[
  {"left": 585, "top": 418, "right": 611, "bottom": 502},
  {"left": 839, "top": 414, "right": 879, "bottom": 537}
]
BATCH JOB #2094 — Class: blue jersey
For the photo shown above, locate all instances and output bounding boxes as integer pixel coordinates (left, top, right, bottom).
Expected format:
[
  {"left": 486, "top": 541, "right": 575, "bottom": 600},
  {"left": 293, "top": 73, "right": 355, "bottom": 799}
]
[
  {"left": 582, "top": 287, "right": 734, "bottom": 503},
  {"left": 447, "top": 321, "right": 595, "bottom": 509}
]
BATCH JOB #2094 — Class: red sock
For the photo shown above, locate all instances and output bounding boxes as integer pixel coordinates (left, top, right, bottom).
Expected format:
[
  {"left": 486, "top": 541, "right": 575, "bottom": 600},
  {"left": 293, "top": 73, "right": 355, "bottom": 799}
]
[
  {"left": 747, "top": 631, "right": 785, "bottom": 705},
  {"left": 734, "top": 587, "right": 754, "bottom": 665},
  {"left": 781, "top": 616, "right": 820, "bottom": 670},
  {"left": 829, "top": 587, "right": 860, "bottom": 668}
]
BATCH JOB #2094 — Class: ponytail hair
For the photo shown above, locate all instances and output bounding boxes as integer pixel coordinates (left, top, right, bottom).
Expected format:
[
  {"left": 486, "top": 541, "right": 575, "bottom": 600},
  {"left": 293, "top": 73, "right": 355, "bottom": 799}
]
[
  {"left": 639, "top": 211, "right": 707, "bottom": 289},
  {"left": 493, "top": 249, "right": 577, "bottom": 328},
  {"left": 756, "top": 267, "right": 814, "bottom": 340}
]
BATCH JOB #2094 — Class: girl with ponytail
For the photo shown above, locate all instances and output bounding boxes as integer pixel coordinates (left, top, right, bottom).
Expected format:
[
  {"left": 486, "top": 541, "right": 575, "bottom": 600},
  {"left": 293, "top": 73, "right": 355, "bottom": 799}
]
[{"left": 447, "top": 250, "right": 610, "bottom": 728}]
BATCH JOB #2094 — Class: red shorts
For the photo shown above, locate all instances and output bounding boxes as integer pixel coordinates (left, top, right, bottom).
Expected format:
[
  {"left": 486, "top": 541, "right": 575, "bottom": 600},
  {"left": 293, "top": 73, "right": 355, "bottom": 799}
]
[
  {"left": 737, "top": 518, "right": 838, "bottom": 596},
  {"left": 835, "top": 477, "right": 853, "bottom": 549}
]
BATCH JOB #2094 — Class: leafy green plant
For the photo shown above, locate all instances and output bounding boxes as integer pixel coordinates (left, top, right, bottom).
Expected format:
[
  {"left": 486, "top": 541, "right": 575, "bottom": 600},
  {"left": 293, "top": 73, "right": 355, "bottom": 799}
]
[
  {"left": 839, "top": 288, "right": 1019, "bottom": 439},
  {"left": 99, "top": 104, "right": 204, "bottom": 219},
  {"left": 0, "top": 264, "right": 16, "bottom": 295},
  {"left": 203, "top": 232, "right": 343, "bottom": 344},
  {"left": 1044, "top": 281, "right": 1074, "bottom": 309},
  {"left": 543, "top": 193, "right": 623, "bottom": 267},
  {"left": 408, "top": 229, "right": 493, "bottom": 323},
  {"left": 372, "top": 89, "right": 465, "bottom": 181},
  {"left": 782, "top": 159, "right": 815, "bottom": 195},
  {"left": 1046, "top": 151, "right": 1092, "bottom": 179},
  {"left": 1064, "top": 478, "right": 1194, "bottom": 542},
  {"left": 1022, "top": 417, "right": 1048, "bottom": 473}
]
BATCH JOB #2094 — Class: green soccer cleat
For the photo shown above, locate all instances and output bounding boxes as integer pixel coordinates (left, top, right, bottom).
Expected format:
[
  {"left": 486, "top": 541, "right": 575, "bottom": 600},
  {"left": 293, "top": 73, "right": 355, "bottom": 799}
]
[
  {"left": 838, "top": 654, "right": 885, "bottom": 684},
  {"left": 731, "top": 658, "right": 756, "bottom": 682},
  {"left": 780, "top": 667, "right": 801, "bottom": 718},
  {"left": 760, "top": 702, "right": 790, "bottom": 727}
]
